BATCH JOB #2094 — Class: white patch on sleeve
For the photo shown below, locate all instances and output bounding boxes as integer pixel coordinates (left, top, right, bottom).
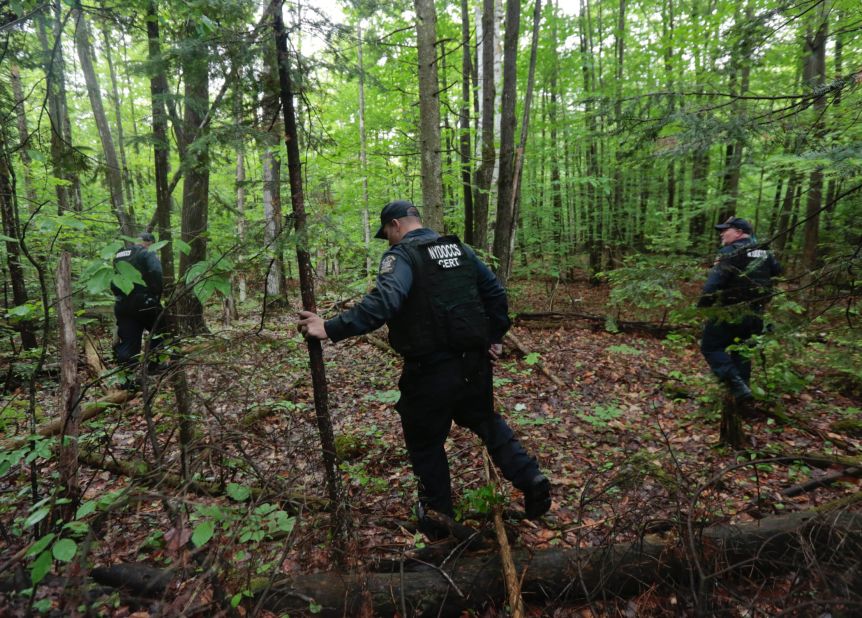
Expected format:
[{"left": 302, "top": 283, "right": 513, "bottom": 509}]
[{"left": 379, "top": 254, "right": 397, "bottom": 275}]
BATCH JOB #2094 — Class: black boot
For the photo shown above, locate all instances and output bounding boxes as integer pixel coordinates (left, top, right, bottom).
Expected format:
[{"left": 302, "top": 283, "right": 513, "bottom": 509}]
[
  {"left": 726, "top": 375, "right": 753, "bottom": 400},
  {"left": 416, "top": 503, "right": 482, "bottom": 545},
  {"left": 523, "top": 475, "right": 552, "bottom": 520}
]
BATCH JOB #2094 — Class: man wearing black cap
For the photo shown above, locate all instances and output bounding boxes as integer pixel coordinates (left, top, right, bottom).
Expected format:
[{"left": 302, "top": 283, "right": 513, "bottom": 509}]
[
  {"left": 698, "top": 216, "right": 781, "bottom": 400},
  {"left": 298, "top": 200, "right": 551, "bottom": 535},
  {"left": 111, "top": 232, "right": 165, "bottom": 382}
]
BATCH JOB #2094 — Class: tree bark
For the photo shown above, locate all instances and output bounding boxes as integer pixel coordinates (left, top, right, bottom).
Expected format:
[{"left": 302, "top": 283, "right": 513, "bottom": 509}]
[
  {"left": 500, "top": 0, "right": 541, "bottom": 282},
  {"left": 357, "top": 21, "right": 372, "bottom": 276},
  {"left": 146, "top": 1, "right": 175, "bottom": 290},
  {"left": 0, "top": 142, "right": 38, "bottom": 349},
  {"left": 473, "top": 0, "right": 496, "bottom": 251},
  {"left": 9, "top": 63, "right": 39, "bottom": 208},
  {"left": 36, "top": 4, "right": 82, "bottom": 214},
  {"left": 413, "top": 0, "right": 444, "bottom": 232},
  {"left": 272, "top": 0, "right": 349, "bottom": 559},
  {"left": 55, "top": 252, "right": 81, "bottom": 519},
  {"left": 459, "top": 0, "right": 474, "bottom": 245},
  {"left": 491, "top": 0, "right": 520, "bottom": 283},
  {"left": 72, "top": 0, "right": 135, "bottom": 236},
  {"left": 801, "top": 3, "right": 828, "bottom": 272},
  {"left": 177, "top": 19, "right": 210, "bottom": 334},
  {"left": 99, "top": 11, "right": 134, "bottom": 204}
]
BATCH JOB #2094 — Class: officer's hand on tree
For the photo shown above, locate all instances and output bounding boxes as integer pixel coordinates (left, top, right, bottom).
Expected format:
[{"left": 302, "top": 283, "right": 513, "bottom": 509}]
[
  {"left": 488, "top": 343, "right": 503, "bottom": 363},
  {"left": 297, "top": 311, "right": 328, "bottom": 340}
]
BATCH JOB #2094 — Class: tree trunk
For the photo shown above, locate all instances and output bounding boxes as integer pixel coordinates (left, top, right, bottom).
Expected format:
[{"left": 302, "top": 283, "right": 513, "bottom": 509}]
[
  {"left": 801, "top": 4, "right": 828, "bottom": 272},
  {"left": 99, "top": 11, "right": 134, "bottom": 204},
  {"left": 414, "top": 0, "right": 444, "bottom": 232},
  {"left": 718, "top": 2, "right": 753, "bottom": 220},
  {"left": 146, "top": 0, "right": 175, "bottom": 290},
  {"left": 55, "top": 251, "right": 81, "bottom": 519},
  {"left": 263, "top": 149, "right": 285, "bottom": 297},
  {"left": 234, "top": 83, "right": 247, "bottom": 303},
  {"left": 177, "top": 20, "right": 210, "bottom": 334},
  {"left": 36, "top": 5, "right": 81, "bottom": 214},
  {"left": 272, "top": 0, "right": 349, "bottom": 560},
  {"left": 473, "top": 0, "right": 496, "bottom": 251},
  {"left": 491, "top": 0, "right": 520, "bottom": 283},
  {"left": 580, "top": 0, "right": 601, "bottom": 275},
  {"left": 73, "top": 0, "right": 135, "bottom": 237},
  {"left": 611, "top": 0, "right": 626, "bottom": 246},
  {"left": 9, "top": 63, "right": 39, "bottom": 208},
  {"left": 357, "top": 22, "right": 372, "bottom": 276},
  {"left": 459, "top": 0, "right": 474, "bottom": 245},
  {"left": 773, "top": 172, "right": 798, "bottom": 256},
  {"left": 0, "top": 143, "right": 38, "bottom": 349},
  {"left": 500, "top": 0, "right": 541, "bottom": 282}
]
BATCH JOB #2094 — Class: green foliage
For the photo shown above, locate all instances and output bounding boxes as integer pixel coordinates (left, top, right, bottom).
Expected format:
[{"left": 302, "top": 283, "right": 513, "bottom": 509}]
[
  {"left": 366, "top": 389, "right": 400, "bottom": 404},
  {"left": 601, "top": 255, "right": 700, "bottom": 321},
  {"left": 524, "top": 352, "right": 541, "bottom": 365},
  {"left": 457, "top": 484, "right": 502, "bottom": 519},
  {"left": 607, "top": 343, "right": 642, "bottom": 356},
  {"left": 578, "top": 403, "right": 624, "bottom": 428},
  {"left": 190, "top": 501, "right": 296, "bottom": 549}
]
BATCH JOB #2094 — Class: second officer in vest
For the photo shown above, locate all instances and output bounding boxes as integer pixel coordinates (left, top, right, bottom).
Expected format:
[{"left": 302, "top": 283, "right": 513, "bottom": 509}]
[{"left": 298, "top": 201, "right": 551, "bottom": 533}]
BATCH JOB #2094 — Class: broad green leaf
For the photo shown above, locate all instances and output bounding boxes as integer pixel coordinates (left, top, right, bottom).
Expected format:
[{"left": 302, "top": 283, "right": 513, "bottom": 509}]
[
  {"left": 85, "top": 268, "right": 113, "bottom": 295},
  {"left": 52, "top": 538, "right": 77, "bottom": 562},
  {"left": 112, "top": 260, "right": 146, "bottom": 295},
  {"left": 25, "top": 533, "right": 56, "bottom": 558},
  {"left": 100, "top": 241, "right": 124, "bottom": 260},
  {"left": 7, "top": 304, "right": 34, "bottom": 319},
  {"left": 0, "top": 233, "right": 18, "bottom": 243},
  {"left": 75, "top": 500, "right": 97, "bottom": 519},
  {"left": 24, "top": 506, "right": 51, "bottom": 528},
  {"left": 30, "top": 550, "right": 53, "bottom": 584},
  {"left": 149, "top": 240, "right": 168, "bottom": 252},
  {"left": 226, "top": 483, "right": 251, "bottom": 502},
  {"left": 192, "top": 520, "right": 215, "bottom": 547},
  {"left": 176, "top": 238, "right": 192, "bottom": 256}
]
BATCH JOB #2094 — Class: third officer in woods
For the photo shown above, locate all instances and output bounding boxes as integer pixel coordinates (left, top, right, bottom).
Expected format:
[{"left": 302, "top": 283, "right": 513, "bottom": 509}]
[
  {"left": 698, "top": 216, "right": 782, "bottom": 402},
  {"left": 112, "top": 232, "right": 166, "bottom": 387},
  {"left": 298, "top": 200, "right": 551, "bottom": 537}
]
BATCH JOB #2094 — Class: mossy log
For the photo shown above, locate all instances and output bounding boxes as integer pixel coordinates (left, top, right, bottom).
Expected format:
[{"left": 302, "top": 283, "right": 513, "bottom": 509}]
[{"left": 255, "top": 510, "right": 862, "bottom": 616}]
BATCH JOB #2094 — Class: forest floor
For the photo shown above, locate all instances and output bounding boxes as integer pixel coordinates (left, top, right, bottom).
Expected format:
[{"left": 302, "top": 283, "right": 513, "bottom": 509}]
[{"left": 1, "top": 275, "right": 861, "bottom": 616}]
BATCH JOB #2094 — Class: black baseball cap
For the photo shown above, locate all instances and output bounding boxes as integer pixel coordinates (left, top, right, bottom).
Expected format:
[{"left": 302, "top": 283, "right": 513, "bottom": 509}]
[
  {"left": 715, "top": 216, "right": 753, "bottom": 235},
  {"left": 374, "top": 200, "right": 421, "bottom": 239},
  {"left": 139, "top": 231, "right": 156, "bottom": 243}
]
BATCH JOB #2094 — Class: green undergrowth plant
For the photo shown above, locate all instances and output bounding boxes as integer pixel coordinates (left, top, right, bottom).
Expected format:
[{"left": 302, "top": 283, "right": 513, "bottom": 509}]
[{"left": 600, "top": 255, "right": 701, "bottom": 332}]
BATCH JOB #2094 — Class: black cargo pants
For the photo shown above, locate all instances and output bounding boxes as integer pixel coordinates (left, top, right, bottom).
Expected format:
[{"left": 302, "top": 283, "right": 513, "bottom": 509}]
[{"left": 395, "top": 348, "right": 540, "bottom": 517}]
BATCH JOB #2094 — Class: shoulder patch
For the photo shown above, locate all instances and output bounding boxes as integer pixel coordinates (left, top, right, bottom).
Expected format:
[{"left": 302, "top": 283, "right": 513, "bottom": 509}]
[
  {"left": 115, "top": 249, "right": 132, "bottom": 259},
  {"left": 379, "top": 254, "right": 397, "bottom": 275}
]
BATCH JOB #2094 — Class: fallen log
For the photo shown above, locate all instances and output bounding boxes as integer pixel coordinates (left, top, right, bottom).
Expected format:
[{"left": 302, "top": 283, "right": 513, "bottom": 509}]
[
  {"left": 513, "top": 311, "right": 676, "bottom": 337},
  {"left": 253, "top": 509, "right": 862, "bottom": 616},
  {"left": 1, "top": 390, "right": 131, "bottom": 450}
]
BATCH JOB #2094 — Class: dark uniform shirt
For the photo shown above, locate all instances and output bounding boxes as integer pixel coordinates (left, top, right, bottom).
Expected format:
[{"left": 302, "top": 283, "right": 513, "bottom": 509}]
[
  {"left": 111, "top": 244, "right": 164, "bottom": 300},
  {"left": 325, "top": 228, "right": 510, "bottom": 345},
  {"left": 698, "top": 238, "right": 781, "bottom": 308}
]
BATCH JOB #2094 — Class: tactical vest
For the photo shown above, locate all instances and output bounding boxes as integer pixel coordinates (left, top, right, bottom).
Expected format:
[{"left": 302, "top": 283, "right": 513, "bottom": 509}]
[
  {"left": 719, "top": 241, "right": 776, "bottom": 306},
  {"left": 387, "top": 235, "right": 490, "bottom": 357},
  {"left": 111, "top": 245, "right": 154, "bottom": 298}
]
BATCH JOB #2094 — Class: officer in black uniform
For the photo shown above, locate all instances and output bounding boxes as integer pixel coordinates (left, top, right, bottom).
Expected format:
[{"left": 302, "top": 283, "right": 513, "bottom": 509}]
[
  {"left": 112, "top": 232, "right": 165, "bottom": 378},
  {"left": 698, "top": 217, "right": 781, "bottom": 400},
  {"left": 298, "top": 201, "right": 551, "bottom": 533}
]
